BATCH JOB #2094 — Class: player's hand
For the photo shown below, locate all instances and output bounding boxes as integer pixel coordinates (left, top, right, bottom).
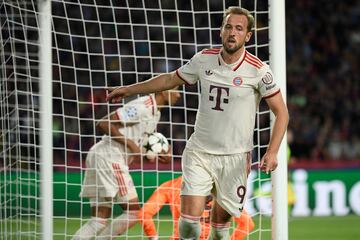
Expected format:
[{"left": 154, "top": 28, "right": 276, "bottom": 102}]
[
  {"left": 106, "top": 86, "right": 130, "bottom": 103},
  {"left": 148, "top": 236, "right": 158, "bottom": 240},
  {"left": 259, "top": 152, "right": 278, "bottom": 174},
  {"left": 158, "top": 145, "right": 172, "bottom": 164}
]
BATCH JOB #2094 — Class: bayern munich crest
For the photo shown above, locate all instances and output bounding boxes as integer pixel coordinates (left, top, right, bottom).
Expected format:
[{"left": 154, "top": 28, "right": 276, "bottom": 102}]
[{"left": 233, "top": 76, "right": 243, "bottom": 86}]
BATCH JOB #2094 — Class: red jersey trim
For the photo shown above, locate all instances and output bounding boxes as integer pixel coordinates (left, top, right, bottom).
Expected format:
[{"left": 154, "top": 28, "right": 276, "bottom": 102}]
[
  {"left": 263, "top": 89, "right": 280, "bottom": 99},
  {"left": 112, "top": 163, "right": 128, "bottom": 196},
  {"left": 149, "top": 95, "right": 155, "bottom": 115},
  {"left": 144, "top": 98, "right": 152, "bottom": 106},
  {"left": 245, "top": 52, "right": 263, "bottom": 69},
  {"left": 245, "top": 58, "right": 262, "bottom": 69},
  {"left": 246, "top": 52, "right": 263, "bottom": 65},
  {"left": 233, "top": 50, "right": 247, "bottom": 71},
  {"left": 114, "top": 110, "right": 121, "bottom": 120},
  {"left": 202, "top": 48, "right": 221, "bottom": 54},
  {"left": 176, "top": 69, "right": 193, "bottom": 85},
  {"left": 144, "top": 96, "right": 155, "bottom": 115}
]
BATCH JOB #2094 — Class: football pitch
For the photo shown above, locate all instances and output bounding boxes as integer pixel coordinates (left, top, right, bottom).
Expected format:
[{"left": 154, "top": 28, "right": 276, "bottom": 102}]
[
  {"left": 3, "top": 215, "right": 359, "bottom": 239},
  {"left": 115, "top": 215, "right": 360, "bottom": 240}
]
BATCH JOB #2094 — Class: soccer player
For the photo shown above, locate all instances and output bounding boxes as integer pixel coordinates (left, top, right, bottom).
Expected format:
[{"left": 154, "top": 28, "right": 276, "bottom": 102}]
[
  {"left": 139, "top": 176, "right": 255, "bottom": 240},
  {"left": 106, "top": 7, "right": 289, "bottom": 239},
  {"left": 71, "top": 89, "right": 180, "bottom": 240}
]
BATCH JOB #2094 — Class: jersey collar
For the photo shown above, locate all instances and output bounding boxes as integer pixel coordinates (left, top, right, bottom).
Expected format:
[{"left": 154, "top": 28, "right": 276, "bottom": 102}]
[{"left": 218, "top": 49, "right": 246, "bottom": 71}]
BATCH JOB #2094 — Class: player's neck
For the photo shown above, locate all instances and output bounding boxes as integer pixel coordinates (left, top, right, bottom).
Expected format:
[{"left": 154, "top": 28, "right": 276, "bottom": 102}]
[{"left": 221, "top": 47, "right": 245, "bottom": 64}]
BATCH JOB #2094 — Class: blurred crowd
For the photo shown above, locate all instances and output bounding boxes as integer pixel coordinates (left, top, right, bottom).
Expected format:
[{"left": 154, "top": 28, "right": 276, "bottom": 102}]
[
  {"left": 2, "top": 0, "right": 359, "bottom": 171},
  {"left": 286, "top": 1, "right": 360, "bottom": 161}
]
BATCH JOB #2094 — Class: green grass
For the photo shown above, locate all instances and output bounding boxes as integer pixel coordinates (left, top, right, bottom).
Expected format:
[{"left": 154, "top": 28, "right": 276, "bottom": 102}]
[
  {"left": 289, "top": 215, "right": 360, "bottom": 240},
  {"left": 1, "top": 215, "right": 359, "bottom": 239}
]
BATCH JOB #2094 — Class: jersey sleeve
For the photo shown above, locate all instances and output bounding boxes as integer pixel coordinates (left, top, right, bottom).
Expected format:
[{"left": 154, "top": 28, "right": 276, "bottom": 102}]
[
  {"left": 138, "top": 181, "right": 171, "bottom": 238},
  {"left": 176, "top": 51, "right": 202, "bottom": 85},
  {"left": 115, "top": 97, "right": 152, "bottom": 123},
  {"left": 257, "top": 66, "right": 280, "bottom": 99}
]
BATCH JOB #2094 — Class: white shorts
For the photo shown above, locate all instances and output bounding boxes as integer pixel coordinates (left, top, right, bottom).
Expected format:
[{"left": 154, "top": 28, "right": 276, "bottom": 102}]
[
  {"left": 181, "top": 148, "right": 251, "bottom": 217},
  {"left": 80, "top": 140, "right": 138, "bottom": 202}
]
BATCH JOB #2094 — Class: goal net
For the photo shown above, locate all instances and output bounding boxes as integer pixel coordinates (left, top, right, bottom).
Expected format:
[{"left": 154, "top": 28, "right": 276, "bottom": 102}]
[{"left": 0, "top": 0, "right": 283, "bottom": 239}]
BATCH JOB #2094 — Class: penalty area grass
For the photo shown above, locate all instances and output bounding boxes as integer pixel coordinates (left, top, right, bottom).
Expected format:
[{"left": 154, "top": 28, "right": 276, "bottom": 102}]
[{"left": 2, "top": 215, "right": 359, "bottom": 239}]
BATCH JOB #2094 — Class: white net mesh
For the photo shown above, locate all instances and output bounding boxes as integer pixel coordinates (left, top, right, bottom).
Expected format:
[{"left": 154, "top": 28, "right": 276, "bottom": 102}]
[{"left": 1, "top": 0, "right": 272, "bottom": 239}]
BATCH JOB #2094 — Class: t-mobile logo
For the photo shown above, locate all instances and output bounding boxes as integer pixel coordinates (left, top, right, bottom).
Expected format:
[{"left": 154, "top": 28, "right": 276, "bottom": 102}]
[{"left": 209, "top": 85, "right": 229, "bottom": 111}]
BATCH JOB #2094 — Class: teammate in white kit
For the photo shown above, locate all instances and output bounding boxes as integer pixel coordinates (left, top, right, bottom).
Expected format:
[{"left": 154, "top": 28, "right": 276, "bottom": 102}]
[
  {"left": 106, "top": 7, "right": 288, "bottom": 240},
  {"left": 72, "top": 90, "right": 180, "bottom": 240}
]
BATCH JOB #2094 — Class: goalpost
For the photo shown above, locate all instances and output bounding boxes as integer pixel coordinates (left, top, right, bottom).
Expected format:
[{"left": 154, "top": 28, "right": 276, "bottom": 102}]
[
  {"left": 269, "top": 0, "right": 288, "bottom": 239},
  {"left": 38, "top": 1, "right": 53, "bottom": 239},
  {"left": 0, "top": 0, "right": 287, "bottom": 239}
]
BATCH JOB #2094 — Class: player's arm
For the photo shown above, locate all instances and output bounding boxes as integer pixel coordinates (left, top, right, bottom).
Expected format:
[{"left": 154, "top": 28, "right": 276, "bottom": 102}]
[
  {"left": 230, "top": 211, "right": 255, "bottom": 240},
  {"left": 107, "top": 71, "right": 184, "bottom": 103},
  {"left": 138, "top": 185, "right": 170, "bottom": 239},
  {"left": 260, "top": 92, "right": 289, "bottom": 173},
  {"left": 96, "top": 112, "right": 141, "bottom": 162}
]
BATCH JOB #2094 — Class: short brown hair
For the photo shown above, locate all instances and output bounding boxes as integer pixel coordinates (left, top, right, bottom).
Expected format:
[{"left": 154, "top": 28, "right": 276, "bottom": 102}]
[{"left": 221, "top": 7, "right": 255, "bottom": 32}]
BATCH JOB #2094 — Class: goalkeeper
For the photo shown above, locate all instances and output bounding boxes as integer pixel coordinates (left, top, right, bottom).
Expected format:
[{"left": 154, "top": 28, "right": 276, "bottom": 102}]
[
  {"left": 139, "top": 176, "right": 255, "bottom": 240},
  {"left": 107, "top": 6, "right": 288, "bottom": 239},
  {"left": 72, "top": 89, "right": 180, "bottom": 240}
]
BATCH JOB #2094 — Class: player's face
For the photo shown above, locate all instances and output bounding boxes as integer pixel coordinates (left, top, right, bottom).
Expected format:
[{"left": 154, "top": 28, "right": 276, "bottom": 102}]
[{"left": 220, "top": 14, "right": 252, "bottom": 54}]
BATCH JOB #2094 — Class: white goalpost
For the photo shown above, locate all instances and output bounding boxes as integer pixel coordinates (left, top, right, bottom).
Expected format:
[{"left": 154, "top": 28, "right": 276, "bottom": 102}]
[
  {"left": 269, "top": 0, "right": 288, "bottom": 239},
  {"left": 0, "top": 0, "right": 287, "bottom": 239},
  {"left": 38, "top": 0, "right": 53, "bottom": 239}
]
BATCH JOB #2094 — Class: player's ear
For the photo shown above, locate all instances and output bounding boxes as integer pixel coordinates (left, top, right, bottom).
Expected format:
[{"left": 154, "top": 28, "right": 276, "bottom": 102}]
[{"left": 245, "top": 31, "right": 252, "bottom": 42}]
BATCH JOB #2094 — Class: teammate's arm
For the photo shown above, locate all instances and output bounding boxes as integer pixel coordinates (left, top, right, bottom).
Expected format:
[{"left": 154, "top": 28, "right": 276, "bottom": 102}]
[
  {"left": 138, "top": 186, "right": 170, "bottom": 239},
  {"left": 96, "top": 112, "right": 141, "bottom": 162},
  {"left": 260, "top": 92, "right": 289, "bottom": 173},
  {"left": 107, "top": 71, "right": 184, "bottom": 103}
]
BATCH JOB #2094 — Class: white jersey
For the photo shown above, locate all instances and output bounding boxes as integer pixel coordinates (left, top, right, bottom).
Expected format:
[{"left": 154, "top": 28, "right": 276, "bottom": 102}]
[
  {"left": 80, "top": 95, "right": 160, "bottom": 199},
  {"left": 176, "top": 48, "right": 280, "bottom": 154},
  {"left": 102, "top": 94, "right": 161, "bottom": 147}
]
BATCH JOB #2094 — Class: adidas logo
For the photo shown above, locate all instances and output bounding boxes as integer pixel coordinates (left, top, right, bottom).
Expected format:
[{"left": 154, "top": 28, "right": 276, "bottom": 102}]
[{"left": 205, "top": 70, "right": 213, "bottom": 76}]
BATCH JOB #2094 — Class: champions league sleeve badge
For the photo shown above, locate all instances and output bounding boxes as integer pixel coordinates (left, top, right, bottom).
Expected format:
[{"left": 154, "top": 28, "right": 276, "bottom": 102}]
[
  {"left": 261, "top": 72, "right": 273, "bottom": 84},
  {"left": 124, "top": 106, "right": 138, "bottom": 120}
]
